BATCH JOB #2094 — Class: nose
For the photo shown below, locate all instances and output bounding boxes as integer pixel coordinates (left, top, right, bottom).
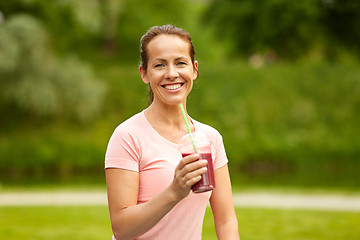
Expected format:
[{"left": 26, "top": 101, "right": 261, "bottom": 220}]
[{"left": 165, "top": 64, "right": 179, "bottom": 79}]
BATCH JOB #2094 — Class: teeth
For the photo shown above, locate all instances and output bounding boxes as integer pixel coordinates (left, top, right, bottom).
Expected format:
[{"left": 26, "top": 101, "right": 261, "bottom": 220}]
[{"left": 164, "top": 84, "right": 182, "bottom": 90}]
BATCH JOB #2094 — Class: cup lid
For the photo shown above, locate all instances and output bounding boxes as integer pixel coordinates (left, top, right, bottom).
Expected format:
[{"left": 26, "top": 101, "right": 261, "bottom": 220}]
[{"left": 179, "top": 131, "right": 210, "bottom": 146}]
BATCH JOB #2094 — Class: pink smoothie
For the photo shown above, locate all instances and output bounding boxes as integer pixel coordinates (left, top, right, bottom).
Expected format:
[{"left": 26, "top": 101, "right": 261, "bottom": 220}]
[{"left": 182, "top": 152, "right": 215, "bottom": 193}]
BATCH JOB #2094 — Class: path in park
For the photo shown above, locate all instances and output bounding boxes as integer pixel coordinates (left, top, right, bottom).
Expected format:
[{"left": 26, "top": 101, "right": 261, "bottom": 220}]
[{"left": 1, "top": 191, "right": 360, "bottom": 212}]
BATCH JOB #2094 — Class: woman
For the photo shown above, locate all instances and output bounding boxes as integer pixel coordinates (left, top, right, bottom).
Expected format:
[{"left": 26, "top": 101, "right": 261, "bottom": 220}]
[{"left": 105, "top": 24, "right": 239, "bottom": 240}]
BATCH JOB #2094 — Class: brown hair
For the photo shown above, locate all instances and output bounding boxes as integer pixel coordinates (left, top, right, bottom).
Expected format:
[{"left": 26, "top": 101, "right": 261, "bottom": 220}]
[{"left": 139, "top": 24, "right": 197, "bottom": 103}]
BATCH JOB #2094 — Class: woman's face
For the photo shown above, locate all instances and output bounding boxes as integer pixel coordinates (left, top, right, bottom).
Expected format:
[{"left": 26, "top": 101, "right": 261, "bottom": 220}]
[{"left": 140, "top": 34, "right": 198, "bottom": 107}]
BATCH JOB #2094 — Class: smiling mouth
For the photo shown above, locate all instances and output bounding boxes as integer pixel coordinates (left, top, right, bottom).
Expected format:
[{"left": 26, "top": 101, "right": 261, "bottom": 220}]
[{"left": 162, "top": 83, "right": 184, "bottom": 90}]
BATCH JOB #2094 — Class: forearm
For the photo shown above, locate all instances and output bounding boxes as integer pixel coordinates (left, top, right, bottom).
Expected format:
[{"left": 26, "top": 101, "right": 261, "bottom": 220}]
[
  {"left": 215, "top": 218, "right": 240, "bottom": 240},
  {"left": 111, "top": 187, "right": 179, "bottom": 240},
  {"left": 210, "top": 165, "right": 240, "bottom": 240}
]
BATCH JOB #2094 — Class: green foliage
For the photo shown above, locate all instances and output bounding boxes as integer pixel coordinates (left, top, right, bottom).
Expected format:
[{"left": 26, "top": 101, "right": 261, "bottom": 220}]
[
  {"left": 1, "top": 60, "right": 360, "bottom": 188},
  {"left": 188, "top": 60, "right": 360, "bottom": 187},
  {"left": 204, "top": 0, "right": 360, "bottom": 60},
  {"left": 204, "top": 0, "right": 320, "bottom": 58},
  {"left": 0, "top": 0, "right": 104, "bottom": 52},
  {"left": 0, "top": 0, "right": 191, "bottom": 60},
  {"left": 111, "top": 0, "right": 190, "bottom": 61},
  {"left": 0, "top": 0, "right": 360, "bottom": 188},
  {"left": 321, "top": 0, "right": 360, "bottom": 58},
  {"left": 0, "top": 126, "right": 106, "bottom": 183},
  {"left": 0, "top": 14, "right": 106, "bottom": 122}
]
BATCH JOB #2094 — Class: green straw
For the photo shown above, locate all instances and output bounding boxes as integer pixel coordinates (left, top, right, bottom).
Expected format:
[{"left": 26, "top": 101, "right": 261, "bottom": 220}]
[{"left": 180, "top": 104, "right": 197, "bottom": 153}]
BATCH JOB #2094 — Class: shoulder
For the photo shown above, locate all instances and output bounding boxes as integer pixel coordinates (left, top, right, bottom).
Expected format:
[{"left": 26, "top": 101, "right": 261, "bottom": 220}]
[
  {"left": 108, "top": 112, "right": 148, "bottom": 146},
  {"left": 113, "top": 111, "right": 145, "bottom": 135}
]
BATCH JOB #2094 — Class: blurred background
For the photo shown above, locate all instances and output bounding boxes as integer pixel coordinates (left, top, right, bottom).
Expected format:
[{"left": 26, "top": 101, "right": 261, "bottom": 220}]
[{"left": 1, "top": 0, "right": 360, "bottom": 190}]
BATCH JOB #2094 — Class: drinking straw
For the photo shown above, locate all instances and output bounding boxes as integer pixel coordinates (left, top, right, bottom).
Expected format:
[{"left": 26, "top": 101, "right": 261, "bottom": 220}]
[{"left": 180, "top": 104, "right": 197, "bottom": 152}]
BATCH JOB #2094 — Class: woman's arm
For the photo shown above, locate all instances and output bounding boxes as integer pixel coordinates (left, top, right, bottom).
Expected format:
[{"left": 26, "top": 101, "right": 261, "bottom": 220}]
[
  {"left": 210, "top": 164, "right": 240, "bottom": 240},
  {"left": 106, "top": 153, "right": 207, "bottom": 240}
]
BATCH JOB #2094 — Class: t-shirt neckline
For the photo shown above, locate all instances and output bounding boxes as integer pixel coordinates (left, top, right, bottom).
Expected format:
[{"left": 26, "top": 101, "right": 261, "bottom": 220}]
[{"left": 140, "top": 110, "right": 197, "bottom": 146}]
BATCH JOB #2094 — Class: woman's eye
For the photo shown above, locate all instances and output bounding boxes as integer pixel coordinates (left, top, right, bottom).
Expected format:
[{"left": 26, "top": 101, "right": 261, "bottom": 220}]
[
  {"left": 177, "top": 61, "right": 187, "bottom": 66},
  {"left": 154, "top": 64, "right": 164, "bottom": 68}
]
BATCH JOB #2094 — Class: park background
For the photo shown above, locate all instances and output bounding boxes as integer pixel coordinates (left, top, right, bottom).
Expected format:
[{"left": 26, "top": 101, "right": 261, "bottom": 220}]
[{"left": 0, "top": 0, "right": 360, "bottom": 239}]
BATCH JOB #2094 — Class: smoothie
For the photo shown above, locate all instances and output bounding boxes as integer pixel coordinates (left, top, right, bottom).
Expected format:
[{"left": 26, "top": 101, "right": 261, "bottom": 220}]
[{"left": 182, "top": 152, "right": 215, "bottom": 193}]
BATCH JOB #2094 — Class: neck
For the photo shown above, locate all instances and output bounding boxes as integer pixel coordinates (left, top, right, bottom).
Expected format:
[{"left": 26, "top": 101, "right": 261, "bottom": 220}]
[{"left": 145, "top": 101, "right": 194, "bottom": 132}]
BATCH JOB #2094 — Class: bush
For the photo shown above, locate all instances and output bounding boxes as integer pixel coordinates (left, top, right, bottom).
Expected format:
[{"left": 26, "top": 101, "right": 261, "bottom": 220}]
[
  {"left": 1, "top": 58, "right": 359, "bottom": 188},
  {"left": 0, "top": 128, "right": 105, "bottom": 183},
  {"left": 188, "top": 60, "right": 360, "bottom": 187}
]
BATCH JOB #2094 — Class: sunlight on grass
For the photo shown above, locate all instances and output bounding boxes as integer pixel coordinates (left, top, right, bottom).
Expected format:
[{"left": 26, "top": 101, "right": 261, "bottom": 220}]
[
  {"left": 1, "top": 206, "right": 359, "bottom": 239},
  {"left": 0, "top": 206, "right": 112, "bottom": 240},
  {"left": 203, "top": 207, "right": 360, "bottom": 240}
]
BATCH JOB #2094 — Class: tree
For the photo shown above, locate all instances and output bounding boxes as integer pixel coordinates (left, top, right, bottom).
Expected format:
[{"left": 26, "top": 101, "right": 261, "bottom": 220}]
[
  {"left": 0, "top": 14, "right": 106, "bottom": 123},
  {"left": 321, "top": 0, "right": 360, "bottom": 58},
  {"left": 0, "top": 0, "right": 191, "bottom": 60},
  {"left": 204, "top": 0, "right": 360, "bottom": 60},
  {"left": 0, "top": 0, "right": 104, "bottom": 53}
]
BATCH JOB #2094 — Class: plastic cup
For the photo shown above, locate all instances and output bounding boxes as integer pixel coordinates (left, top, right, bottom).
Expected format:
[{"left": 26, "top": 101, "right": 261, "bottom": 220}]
[{"left": 179, "top": 131, "right": 215, "bottom": 193}]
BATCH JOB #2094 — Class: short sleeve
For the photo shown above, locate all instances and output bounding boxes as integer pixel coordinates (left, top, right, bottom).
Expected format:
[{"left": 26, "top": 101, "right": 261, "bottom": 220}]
[
  {"left": 105, "top": 125, "right": 141, "bottom": 172},
  {"left": 211, "top": 130, "right": 228, "bottom": 170}
]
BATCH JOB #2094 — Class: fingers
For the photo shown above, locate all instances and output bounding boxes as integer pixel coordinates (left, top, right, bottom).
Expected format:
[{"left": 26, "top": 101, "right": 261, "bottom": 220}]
[
  {"left": 177, "top": 154, "right": 208, "bottom": 186},
  {"left": 171, "top": 155, "right": 208, "bottom": 200},
  {"left": 182, "top": 163, "right": 207, "bottom": 187},
  {"left": 177, "top": 153, "right": 205, "bottom": 170}
]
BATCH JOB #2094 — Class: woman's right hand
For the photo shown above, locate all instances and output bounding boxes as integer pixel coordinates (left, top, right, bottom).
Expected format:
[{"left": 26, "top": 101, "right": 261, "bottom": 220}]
[{"left": 170, "top": 153, "right": 208, "bottom": 200}]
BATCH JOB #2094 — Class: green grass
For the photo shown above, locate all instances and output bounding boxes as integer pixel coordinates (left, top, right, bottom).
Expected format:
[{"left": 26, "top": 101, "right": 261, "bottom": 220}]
[
  {"left": 0, "top": 206, "right": 112, "bottom": 239},
  {"left": 0, "top": 206, "right": 359, "bottom": 240},
  {"left": 204, "top": 208, "right": 360, "bottom": 239}
]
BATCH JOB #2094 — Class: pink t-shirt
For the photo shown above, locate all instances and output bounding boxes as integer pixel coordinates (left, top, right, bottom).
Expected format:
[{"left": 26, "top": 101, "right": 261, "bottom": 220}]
[{"left": 105, "top": 111, "right": 228, "bottom": 240}]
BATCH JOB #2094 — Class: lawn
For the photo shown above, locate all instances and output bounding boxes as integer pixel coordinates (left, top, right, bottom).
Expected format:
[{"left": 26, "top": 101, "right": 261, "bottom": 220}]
[{"left": 0, "top": 206, "right": 359, "bottom": 239}]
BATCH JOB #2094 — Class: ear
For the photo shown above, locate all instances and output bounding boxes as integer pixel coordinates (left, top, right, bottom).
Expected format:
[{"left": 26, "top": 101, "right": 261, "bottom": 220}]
[
  {"left": 139, "top": 66, "right": 149, "bottom": 84},
  {"left": 193, "top": 60, "right": 199, "bottom": 80}
]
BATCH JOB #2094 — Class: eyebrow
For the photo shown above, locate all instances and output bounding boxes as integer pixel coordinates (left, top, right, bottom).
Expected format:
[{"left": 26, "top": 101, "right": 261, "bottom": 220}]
[
  {"left": 175, "top": 56, "right": 189, "bottom": 61},
  {"left": 153, "top": 56, "right": 189, "bottom": 62}
]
